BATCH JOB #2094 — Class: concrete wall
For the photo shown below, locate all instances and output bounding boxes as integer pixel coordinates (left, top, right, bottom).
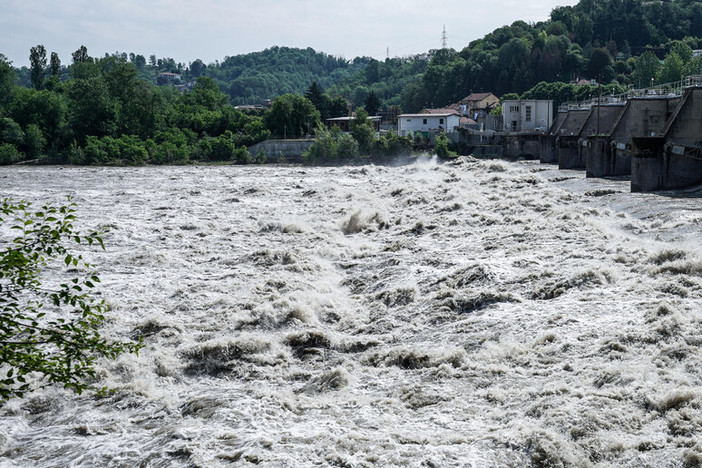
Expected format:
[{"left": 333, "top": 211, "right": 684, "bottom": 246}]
[
  {"left": 539, "top": 112, "right": 567, "bottom": 164},
  {"left": 586, "top": 97, "right": 681, "bottom": 178},
  {"left": 631, "top": 88, "right": 702, "bottom": 191},
  {"left": 539, "top": 135, "right": 558, "bottom": 164},
  {"left": 578, "top": 104, "right": 625, "bottom": 138},
  {"left": 662, "top": 88, "right": 702, "bottom": 146},
  {"left": 554, "top": 109, "right": 590, "bottom": 136},
  {"left": 468, "top": 134, "right": 541, "bottom": 160},
  {"left": 557, "top": 106, "right": 624, "bottom": 171},
  {"left": 585, "top": 136, "right": 624, "bottom": 178},
  {"left": 549, "top": 112, "right": 568, "bottom": 135},
  {"left": 631, "top": 137, "right": 702, "bottom": 191},
  {"left": 577, "top": 104, "right": 626, "bottom": 177},
  {"left": 504, "top": 134, "right": 541, "bottom": 159},
  {"left": 558, "top": 135, "right": 584, "bottom": 169},
  {"left": 247, "top": 139, "right": 315, "bottom": 163}
]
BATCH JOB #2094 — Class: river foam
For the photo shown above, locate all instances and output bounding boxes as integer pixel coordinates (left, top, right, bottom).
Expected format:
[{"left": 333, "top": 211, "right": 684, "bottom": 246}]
[{"left": 1, "top": 158, "right": 701, "bottom": 467}]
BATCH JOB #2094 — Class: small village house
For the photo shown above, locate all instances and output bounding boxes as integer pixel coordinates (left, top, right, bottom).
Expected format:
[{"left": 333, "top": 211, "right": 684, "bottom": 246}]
[
  {"left": 325, "top": 116, "right": 381, "bottom": 132},
  {"left": 157, "top": 72, "right": 181, "bottom": 85},
  {"left": 397, "top": 110, "right": 461, "bottom": 136},
  {"left": 459, "top": 93, "right": 499, "bottom": 120}
]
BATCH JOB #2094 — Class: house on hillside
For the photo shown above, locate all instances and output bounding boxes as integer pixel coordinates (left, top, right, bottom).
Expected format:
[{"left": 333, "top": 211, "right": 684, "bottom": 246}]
[
  {"left": 157, "top": 72, "right": 181, "bottom": 85},
  {"left": 397, "top": 110, "right": 461, "bottom": 136},
  {"left": 502, "top": 99, "right": 554, "bottom": 132},
  {"left": 325, "top": 116, "right": 381, "bottom": 132},
  {"left": 459, "top": 93, "right": 499, "bottom": 120}
]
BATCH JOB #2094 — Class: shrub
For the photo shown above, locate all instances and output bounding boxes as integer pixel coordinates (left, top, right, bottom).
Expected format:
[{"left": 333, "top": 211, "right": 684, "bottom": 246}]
[{"left": 0, "top": 144, "right": 23, "bottom": 165}]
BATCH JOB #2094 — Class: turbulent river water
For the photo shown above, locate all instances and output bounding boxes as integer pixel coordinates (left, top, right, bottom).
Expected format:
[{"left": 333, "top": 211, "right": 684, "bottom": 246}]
[{"left": 1, "top": 158, "right": 701, "bottom": 467}]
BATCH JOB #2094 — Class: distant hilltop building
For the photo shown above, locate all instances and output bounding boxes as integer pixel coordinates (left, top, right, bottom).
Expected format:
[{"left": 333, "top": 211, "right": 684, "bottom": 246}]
[{"left": 157, "top": 72, "right": 181, "bottom": 85}]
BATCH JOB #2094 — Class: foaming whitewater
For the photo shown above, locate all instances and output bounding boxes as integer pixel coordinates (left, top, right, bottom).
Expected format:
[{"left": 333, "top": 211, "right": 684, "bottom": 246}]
[{"left": 1, "top": 158, "right": 701, "bottom": 467}]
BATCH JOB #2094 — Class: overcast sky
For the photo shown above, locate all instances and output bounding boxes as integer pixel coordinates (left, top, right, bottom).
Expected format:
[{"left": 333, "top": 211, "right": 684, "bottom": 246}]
[{"left": 1, "top": 0, "right": 579, "bottom": 68}]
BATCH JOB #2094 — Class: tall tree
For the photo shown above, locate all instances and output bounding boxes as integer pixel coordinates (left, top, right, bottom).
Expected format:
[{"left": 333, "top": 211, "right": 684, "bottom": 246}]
[
  {"left": 632, "top": 51, "right": 661, "bottom": 88},
  {"left": 50, "top": 52, "right": 61, "bottom": 76},
  {"left": 364, "top": 90, "right": 382, "bottom": 116},
  {"left": 29, "top": 45, "right": 47, "bottom": 90},
  {"left": 0, "top": 55, "right": 15, "bottom": 114},
  {"left": 71, "top": 45, "right": 90, "bottom": 64},
  {"left": 190, "top": 59, "right": 206, "bottom": 78},
  {"left": 305, "top": 82, "right": 325, "bottom": 111},
  {"left": 658, "top": 51, "right": 685, "bottom": 83},
  {"left": 586, "top": 48, "right": 612, "bottom": 80}
]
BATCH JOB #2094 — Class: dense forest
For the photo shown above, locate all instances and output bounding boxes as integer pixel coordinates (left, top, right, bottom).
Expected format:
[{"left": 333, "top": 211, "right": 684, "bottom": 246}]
[
  {"left": 1, "top": 47, "right": 274, "bottom": 166},
  {"left": 333, "top": 0, "right": 702, "bottom": 112},
  {"left": 0, "top": 46, "right": 406, "bottom": 166},
  {"left": 205, "top": 47, "right": 370, "bottom": 106},
  {"left": 4, "top": 0, "right": 702, "bottom": 166},
  {"left": 12, "top": 47, "right": 369, "bottom": 108}
]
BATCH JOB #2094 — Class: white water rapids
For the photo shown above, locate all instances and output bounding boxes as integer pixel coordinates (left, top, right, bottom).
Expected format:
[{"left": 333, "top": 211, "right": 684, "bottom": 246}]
[{"left": 1, "top": 158, "right": 701, "bottom": 467}]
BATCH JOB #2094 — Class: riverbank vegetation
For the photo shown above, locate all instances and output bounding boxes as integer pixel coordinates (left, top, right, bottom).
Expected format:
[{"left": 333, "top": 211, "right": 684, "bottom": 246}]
[{"left": 0, "top": 198, "right": 141, "bottom": 401}]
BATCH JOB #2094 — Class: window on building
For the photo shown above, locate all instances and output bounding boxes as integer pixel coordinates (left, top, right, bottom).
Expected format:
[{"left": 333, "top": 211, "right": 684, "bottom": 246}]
[
  {"left": 423, "top": 118, "right": 427, "bottom": 125},
  {"left": 525, "top": 106, "right": 532, "bottom": 121},
  {"left": 406, "top": 119, "right": 411, "bottom": 122},
  {"left": 439, "top": 118, "right": 444, "bottom": 124},
  {"left": 510, "top": 106, "right": 519, "bottom": 112}
]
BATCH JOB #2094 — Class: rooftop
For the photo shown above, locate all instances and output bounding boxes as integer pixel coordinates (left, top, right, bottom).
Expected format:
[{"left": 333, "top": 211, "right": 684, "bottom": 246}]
[{"left": 399, "top": 113, "right": 458, "bottom": 118}]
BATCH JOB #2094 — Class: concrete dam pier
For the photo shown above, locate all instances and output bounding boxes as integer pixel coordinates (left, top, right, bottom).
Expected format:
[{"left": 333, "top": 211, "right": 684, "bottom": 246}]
[
  {"left": 631, "top": 87, "right": 702, "bottom": 192},
  {"left": 479, "top": 85, "right": 702, "bottom": 193}
]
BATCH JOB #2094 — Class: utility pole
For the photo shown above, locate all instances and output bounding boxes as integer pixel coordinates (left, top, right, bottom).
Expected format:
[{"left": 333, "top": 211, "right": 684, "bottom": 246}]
[
  {"left": 441, "top": 25, "right": 448, "bottom": 49},
  {"left": 597, "top": 80, "right": 601, "bottom": 135}
]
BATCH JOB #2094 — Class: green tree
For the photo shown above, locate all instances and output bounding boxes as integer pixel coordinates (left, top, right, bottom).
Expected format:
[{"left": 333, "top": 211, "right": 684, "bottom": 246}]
[
  {"left": 586, "top": 48, "right": 612, "bottom": 80},
  {"left": 29, "top": 45, "right": 47, "bottom": 90},
  {"left": 327, "top": 96, "right": 349, "bottom": 118},
  {"left": 263, "top": 94, "right": 320, "bottom": 139},
  {"left": 66, "top": 77, "right": 116, "bottom": 142},
  {"left": 302, "top": 129, "right": 338, "bottom": 164},
  {"left": 70, "top": 46, "right": 98, "bottom": 80},
  {"left": 632, "top": 51, "right": 661, "bottom": 88},
  {"left": 0, "top": 144, "right": 22, "bottom": 165},
  {"left": 72, "top": 46, "right": 90, "bottom": 64},
  {"left": 434, "top": 133, "right": 456, "bottom": 159},
  {"left": 0, "top": 55, "right": 15, "bottom": 115},
  {"left": 189, "top": 59, "right": 206, "bottom": 78},
  {"left": 0, "top": 198, "right": 140, "bottom": 401},
  {"left": 50, "top": 52, "right": 61, "bottom": 77},
  {"left": 304, "top": 82, "right": 325, "bottom": 113},
  {"left": 658, "top": 51, "right": 684, "bottom": 83},
  {"left": 365, "top": 90, "right": 382, "bottom": 116},
  {"left": 0, "top": 118, "right": 24, "bottom": 148},
  {"left": 24, "top": 124, "right": 46, "bottom": 159},
  {"left": 670, "top": 41, "right": 693, "bottom": 64}
]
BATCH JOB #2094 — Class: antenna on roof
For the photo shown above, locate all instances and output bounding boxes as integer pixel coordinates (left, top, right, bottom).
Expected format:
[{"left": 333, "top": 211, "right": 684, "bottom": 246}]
[
  {"left": 441, "top": 25, "right": 448, "bottom": 49},
  {"left": 387, "top": 46, "right": 390, "bottom": 60}
]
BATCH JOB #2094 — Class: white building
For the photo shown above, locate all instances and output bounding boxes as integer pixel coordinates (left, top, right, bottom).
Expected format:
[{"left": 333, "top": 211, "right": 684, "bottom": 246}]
[
  {"left": 502, "top": 99, "right": 554, "bottom": 132},
  {"left": 397, "top": 113, "right": 461, "bottom": 136}
]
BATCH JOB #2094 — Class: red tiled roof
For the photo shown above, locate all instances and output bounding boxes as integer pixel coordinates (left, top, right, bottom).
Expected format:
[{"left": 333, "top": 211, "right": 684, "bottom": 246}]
[
  {"left": 420, "top": 108, "right": 461, "bottom": 116},
  {"left": 462, "top": 92, "right": 495, "bottom": 102}
]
